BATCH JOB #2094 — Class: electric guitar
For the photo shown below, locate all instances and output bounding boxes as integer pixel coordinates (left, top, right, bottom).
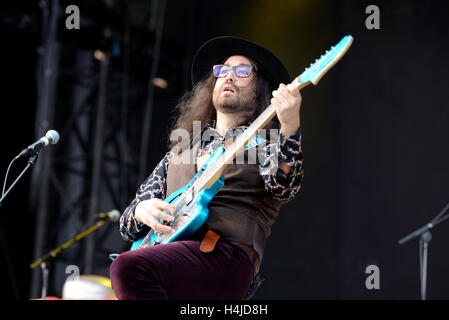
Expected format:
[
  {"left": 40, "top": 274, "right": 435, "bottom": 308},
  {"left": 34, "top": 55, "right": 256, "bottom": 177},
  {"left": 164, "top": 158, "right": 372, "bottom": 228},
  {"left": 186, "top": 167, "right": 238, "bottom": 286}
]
[{"left": 130, "top": 35, "right": 354, "bottom": 250}]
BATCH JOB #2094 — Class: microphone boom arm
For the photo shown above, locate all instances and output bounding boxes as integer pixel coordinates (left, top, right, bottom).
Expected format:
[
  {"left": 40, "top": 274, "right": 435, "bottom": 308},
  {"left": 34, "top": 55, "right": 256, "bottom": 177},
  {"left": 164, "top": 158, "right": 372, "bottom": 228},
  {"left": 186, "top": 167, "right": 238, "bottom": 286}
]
[{"left": 30, "top": 218, "right": 109, "bottom": 269}]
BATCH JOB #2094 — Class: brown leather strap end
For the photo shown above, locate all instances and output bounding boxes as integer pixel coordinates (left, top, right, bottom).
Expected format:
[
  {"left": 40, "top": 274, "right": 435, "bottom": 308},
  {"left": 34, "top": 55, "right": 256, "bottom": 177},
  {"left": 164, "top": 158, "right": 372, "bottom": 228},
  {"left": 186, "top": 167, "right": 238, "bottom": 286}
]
[{"left": 200, "top": 230, "right": 221, "bottom": 253}]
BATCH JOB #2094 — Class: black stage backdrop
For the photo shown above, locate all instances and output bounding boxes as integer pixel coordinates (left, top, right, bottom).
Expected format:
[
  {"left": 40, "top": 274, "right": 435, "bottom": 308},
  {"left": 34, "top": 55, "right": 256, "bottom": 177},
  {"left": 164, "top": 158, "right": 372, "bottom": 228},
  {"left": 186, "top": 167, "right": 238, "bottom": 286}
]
[{"left": 0, "top": 0, "right": 449, "bottom": 300}]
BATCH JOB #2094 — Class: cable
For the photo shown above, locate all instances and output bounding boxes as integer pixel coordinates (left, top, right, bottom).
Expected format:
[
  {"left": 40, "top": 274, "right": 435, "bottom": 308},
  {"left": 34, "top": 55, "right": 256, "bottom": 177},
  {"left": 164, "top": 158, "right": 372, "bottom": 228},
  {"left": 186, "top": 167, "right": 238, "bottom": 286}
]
[{"left": 2, "top": 156, "right": 19, "bottom": 197}]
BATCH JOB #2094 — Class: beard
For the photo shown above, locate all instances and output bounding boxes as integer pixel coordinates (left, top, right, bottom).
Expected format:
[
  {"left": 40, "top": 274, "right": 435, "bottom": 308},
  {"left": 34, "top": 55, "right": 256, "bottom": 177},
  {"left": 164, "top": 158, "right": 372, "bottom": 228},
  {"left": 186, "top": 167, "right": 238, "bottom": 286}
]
[
  {"left": 214, "top": 94, "right": 241, "bottom": 113},
  {"left": 213, "top": 90, "right": 257, "bottom": 115}
]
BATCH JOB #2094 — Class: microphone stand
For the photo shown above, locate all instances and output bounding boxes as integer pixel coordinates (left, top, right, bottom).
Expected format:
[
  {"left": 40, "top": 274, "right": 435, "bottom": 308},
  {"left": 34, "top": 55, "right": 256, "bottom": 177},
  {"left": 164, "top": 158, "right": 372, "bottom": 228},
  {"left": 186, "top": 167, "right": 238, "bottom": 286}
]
[
  {"left": 0, "top": 153, "right": 39, "bottom": 208},
  {"left": 30, "top": 216, "right": 112, "bottom": 299},
  {"left": 398, "top": 200, "right": 449, "bottom": 300},
  {"left": 0, "top": 153, "right": 39, "bottom": 299}
]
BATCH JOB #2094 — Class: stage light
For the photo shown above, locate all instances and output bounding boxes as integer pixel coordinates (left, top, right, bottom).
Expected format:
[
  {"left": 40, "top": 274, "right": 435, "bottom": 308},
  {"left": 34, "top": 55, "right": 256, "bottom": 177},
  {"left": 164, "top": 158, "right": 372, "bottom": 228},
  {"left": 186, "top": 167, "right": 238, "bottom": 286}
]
[
  {"left": 94, "top": 49, "right": 108, "bottom": 61},
  {"left": 153, "top": 77, "right": 168, "bottom": 89}
]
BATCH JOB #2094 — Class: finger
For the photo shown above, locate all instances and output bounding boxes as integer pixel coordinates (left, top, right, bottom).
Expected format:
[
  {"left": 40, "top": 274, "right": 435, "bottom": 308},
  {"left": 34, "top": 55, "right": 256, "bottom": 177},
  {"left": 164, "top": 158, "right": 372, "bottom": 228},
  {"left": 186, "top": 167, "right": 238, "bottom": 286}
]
[
  {"left": 155, "top": 223, "right": 173, "bottom": 234},
  {"left": 149, "top": 216, "right": 173, "bottom": 234},
  {"left": 271, "top": 96, "right": 284, "bottom": 108},
  {"left": 280, "top": 84, "right": 299, "bottom": 98},
  {"left": 277, "top": 86, "right": 301, "bottom": 110},
  {"left": 154, "top": 200, "right": 176, "bottom": 214},
  {"left": 275, "top": 86, "right": 292, "bottom": 102},
  {"left": 272, "top": 90, "right": 288, "bottom": 105},
  {"left": 287, "top": 84, "right": 300, "bottom": 97},
  {"left": 154, "top": 209, "right": 175, "bottom": 222}
]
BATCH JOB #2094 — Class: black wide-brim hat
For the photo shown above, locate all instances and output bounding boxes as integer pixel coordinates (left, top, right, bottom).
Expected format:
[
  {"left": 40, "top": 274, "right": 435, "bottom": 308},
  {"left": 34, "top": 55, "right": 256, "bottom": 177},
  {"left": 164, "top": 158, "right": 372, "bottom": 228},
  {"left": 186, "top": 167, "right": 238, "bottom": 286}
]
[{"left": 191, "top": 36, "right": 290, "bottom": 90}]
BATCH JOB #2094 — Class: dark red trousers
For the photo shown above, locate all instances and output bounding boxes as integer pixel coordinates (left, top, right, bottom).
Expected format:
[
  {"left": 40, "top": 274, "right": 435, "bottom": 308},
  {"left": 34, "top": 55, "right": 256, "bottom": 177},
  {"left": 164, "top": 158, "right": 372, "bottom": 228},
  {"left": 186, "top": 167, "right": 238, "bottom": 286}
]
[{"left": 109, "top": 240, "right": 254, "bottom": 300}]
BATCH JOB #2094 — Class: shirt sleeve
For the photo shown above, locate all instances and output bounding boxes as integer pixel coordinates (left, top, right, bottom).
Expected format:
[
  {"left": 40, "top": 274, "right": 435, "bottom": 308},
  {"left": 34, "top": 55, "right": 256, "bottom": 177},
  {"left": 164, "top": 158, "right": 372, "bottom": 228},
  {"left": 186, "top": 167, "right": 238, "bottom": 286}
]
[
  {"left": 119, "top": 152, "right": 173, "bottom": 242},
  {"left": 259, "top": 127, "right": 304, "bottom": 203}
]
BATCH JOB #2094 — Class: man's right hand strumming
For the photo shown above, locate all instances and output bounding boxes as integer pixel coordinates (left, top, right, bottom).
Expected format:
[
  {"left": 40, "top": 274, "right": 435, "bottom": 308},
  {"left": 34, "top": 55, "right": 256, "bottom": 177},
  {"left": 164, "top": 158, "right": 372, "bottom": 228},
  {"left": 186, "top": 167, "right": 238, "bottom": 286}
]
[{"left": 135, "top": 199, "right": 175, "bottom": 234}]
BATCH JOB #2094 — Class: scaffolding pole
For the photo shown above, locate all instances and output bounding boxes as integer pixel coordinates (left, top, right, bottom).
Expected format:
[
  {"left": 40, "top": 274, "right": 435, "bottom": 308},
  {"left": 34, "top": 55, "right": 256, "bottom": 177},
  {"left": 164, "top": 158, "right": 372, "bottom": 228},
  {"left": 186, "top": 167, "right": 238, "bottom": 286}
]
[
  {"left": 83, "top": 54, "right": 110, "bottom": 274},
  {"left": 30, "top": 0, "right": 60, "bottom": 299}
]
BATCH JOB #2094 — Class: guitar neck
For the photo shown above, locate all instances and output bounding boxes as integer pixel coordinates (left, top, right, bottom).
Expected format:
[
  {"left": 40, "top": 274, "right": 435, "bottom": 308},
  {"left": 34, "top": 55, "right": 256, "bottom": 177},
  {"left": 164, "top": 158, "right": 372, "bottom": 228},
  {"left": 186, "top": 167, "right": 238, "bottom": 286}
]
[
  {"left": 190, "top": 35, "right": 353, "bottom": 192},
  {"left": 194, "top": 75, "right": 309, "bottom": 191}
]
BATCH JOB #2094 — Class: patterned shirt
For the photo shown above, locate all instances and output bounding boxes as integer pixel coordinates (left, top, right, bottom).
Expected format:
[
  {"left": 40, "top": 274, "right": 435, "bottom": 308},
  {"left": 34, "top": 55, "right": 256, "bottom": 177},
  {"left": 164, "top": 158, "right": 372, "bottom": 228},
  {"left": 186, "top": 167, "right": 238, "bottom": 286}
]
[{"left": 120, "top": 122, "right": 304, "bottom": 242}]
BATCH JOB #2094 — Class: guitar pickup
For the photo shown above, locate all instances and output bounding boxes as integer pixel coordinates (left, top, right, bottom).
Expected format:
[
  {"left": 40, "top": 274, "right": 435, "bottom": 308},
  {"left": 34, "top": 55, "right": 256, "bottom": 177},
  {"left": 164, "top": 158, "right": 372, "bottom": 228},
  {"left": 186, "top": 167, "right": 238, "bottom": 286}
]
[{"left": 163, "top": 220, "right": 174, "bottom": 227}]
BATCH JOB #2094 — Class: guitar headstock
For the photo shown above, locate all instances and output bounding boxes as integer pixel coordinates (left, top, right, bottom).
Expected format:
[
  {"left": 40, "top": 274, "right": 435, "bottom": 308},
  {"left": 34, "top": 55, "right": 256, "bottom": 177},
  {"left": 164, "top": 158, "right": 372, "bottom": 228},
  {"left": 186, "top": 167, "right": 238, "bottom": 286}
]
[{"left": 292, "top": 35, "right": 353, "bottom": 89}]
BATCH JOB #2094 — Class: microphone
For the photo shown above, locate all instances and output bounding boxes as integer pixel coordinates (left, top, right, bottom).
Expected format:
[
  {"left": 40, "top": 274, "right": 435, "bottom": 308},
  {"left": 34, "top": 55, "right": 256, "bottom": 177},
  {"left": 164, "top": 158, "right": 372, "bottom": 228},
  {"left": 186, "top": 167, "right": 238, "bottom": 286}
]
[
  {"left": 95, "top": 209, "right": 120, "bottom": 222},
  {"left": 17, "top": 130, "right": 60, "bottom": 159}
]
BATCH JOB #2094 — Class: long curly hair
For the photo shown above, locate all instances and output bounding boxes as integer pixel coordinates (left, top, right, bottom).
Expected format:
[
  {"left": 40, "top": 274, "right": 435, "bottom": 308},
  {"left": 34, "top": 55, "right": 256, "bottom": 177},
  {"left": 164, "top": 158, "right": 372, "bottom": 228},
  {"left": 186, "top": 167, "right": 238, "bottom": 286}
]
[{"left": 167, "top": 62, "right": 279, "bottom": 153}]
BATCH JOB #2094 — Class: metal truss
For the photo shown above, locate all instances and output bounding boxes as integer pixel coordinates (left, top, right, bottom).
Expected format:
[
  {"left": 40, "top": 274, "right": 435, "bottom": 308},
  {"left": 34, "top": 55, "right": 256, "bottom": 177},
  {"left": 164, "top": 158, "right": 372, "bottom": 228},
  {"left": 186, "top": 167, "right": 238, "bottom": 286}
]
[{"left": 28, "top": 0, "right": 184, "bottom": 298}]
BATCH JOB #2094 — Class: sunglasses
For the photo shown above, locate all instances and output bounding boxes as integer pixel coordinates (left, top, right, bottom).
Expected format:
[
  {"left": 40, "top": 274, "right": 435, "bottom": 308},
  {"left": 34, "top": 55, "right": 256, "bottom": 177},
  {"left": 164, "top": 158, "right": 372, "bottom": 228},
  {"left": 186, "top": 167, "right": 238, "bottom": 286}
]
[{"left": 212, "top": 64, "right": 255, "bottom": 78}]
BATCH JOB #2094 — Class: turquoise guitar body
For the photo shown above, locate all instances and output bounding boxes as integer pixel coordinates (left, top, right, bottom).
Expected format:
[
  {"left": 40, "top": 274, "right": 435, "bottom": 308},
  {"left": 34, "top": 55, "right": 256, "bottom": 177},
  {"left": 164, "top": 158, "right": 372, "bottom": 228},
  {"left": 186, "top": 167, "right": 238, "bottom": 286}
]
[{"left": 130, "top": 146, "right": 225, "bottom": 250}]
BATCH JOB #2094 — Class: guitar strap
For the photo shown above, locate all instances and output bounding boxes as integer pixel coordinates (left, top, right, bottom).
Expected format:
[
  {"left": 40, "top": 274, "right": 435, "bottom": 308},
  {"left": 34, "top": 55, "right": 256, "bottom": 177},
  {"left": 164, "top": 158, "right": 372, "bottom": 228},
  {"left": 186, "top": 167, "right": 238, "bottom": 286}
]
[
  {"left": 199, "top": 229, "right": 221, "bottom": 253},
  {"left": 199, "top": 230, "right": 260, "bottom": 278}
]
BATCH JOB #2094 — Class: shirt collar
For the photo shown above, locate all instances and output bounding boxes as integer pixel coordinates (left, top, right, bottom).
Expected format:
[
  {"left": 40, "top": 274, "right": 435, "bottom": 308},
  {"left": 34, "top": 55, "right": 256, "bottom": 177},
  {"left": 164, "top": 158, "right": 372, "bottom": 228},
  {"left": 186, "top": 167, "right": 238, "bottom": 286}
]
[{"left": 203, "top": 120, "right": 251, "bottom": 132}]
